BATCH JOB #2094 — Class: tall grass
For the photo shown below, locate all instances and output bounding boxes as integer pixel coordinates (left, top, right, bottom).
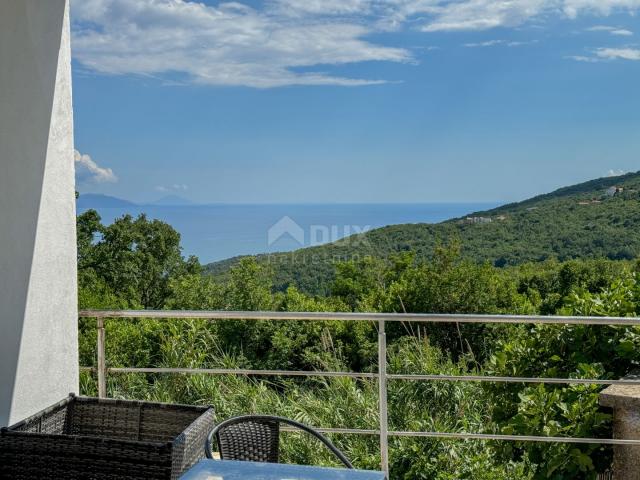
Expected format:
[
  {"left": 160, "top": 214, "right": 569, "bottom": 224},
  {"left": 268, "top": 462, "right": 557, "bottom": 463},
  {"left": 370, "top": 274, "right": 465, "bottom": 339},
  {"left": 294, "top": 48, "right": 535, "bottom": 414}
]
[{"left": 79, "top": 318, "right": 533, "bottom": 478}]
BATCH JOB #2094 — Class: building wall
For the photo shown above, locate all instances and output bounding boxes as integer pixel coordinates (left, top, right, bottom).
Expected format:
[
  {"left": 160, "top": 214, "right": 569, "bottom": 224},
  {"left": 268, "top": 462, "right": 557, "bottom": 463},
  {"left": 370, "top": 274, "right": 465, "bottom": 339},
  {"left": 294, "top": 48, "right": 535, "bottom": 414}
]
[{"left": 0, "top": 0, "right": 77, "bottom": 426}]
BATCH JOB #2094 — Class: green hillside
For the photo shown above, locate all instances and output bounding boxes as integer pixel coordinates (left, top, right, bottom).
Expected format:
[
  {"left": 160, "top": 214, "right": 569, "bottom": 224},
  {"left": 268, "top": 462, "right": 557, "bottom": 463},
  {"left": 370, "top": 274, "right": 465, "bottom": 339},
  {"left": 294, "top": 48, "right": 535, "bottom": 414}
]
[{"left": 205, "top": 172, "right": 640, "bottom": 294}]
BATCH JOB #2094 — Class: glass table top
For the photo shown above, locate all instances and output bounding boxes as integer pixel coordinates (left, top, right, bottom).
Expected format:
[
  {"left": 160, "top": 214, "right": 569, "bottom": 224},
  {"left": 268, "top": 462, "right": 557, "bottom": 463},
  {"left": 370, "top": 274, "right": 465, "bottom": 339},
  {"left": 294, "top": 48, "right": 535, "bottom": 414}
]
[{"left": 180, "top": 460, "right": 387, "bottom": 480}]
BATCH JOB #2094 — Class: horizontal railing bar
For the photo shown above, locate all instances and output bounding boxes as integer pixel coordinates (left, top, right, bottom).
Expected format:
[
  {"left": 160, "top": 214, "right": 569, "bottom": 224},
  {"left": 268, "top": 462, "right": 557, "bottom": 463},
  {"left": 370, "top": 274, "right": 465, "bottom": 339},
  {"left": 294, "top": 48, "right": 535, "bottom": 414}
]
[
  {"left": 250, "top": 426, "right": 640, "bottom": 445},
  {"left": 387, "top": 431, "right": 640, "bottom": 445},
  {"left": 283, "top": 427, "right": 380, "bottom": 436},
  {"left": 78, "top": 310, "right": 640, "bottom": 326},
  {"left": 79, "top": 366, "right": 640, "bottom": 386},
  {"left": 388, "top": 374, "right": 640, "bottom": 385},
  {"left": 79, "top": 366, "right": 378, "bottom": 379}
]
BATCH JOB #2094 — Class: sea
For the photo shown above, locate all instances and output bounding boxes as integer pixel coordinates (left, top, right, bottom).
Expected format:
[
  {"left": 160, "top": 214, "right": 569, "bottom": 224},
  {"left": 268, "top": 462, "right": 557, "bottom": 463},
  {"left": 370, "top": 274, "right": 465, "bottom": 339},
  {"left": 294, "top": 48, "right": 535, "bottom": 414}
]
[{"left": 77, "top": 203, "right": 498, "bottom": 264}]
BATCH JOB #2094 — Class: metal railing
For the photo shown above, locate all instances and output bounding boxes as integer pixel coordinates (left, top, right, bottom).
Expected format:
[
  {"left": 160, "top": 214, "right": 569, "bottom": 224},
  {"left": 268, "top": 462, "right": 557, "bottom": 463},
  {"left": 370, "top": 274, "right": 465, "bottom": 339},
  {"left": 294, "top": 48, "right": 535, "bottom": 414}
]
[{"left": 79, "top": 310, "right": 640, "bottom": 477}]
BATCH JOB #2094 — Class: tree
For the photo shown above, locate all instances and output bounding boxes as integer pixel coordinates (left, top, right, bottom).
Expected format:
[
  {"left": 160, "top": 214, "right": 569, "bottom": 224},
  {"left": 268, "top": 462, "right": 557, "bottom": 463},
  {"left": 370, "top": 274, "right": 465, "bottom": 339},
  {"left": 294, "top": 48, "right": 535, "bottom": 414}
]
[{"left": 77, "top": 210, "right": 200, "bottom": 309}]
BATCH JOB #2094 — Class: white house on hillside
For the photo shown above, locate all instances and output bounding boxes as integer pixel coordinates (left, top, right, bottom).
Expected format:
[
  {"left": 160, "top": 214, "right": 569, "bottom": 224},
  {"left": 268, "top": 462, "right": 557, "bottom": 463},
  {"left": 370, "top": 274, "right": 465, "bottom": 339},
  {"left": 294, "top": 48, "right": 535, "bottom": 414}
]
[{"left": 606, "top": 186, "right": 624, "bottom": 197}]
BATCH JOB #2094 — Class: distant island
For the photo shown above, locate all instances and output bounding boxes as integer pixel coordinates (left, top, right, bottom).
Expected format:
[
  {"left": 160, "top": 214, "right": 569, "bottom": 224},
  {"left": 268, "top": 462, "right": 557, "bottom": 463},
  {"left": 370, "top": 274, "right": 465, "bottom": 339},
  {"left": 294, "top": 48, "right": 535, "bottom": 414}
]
[
  {"left": 76, "top": 193, "right": 193, "bottom": 209},
  {"left": 76, "top": 193, "right": 137, "bottom": 209},
  {"left": 205, "top": 171, "right": 640, "bottom": 294}
]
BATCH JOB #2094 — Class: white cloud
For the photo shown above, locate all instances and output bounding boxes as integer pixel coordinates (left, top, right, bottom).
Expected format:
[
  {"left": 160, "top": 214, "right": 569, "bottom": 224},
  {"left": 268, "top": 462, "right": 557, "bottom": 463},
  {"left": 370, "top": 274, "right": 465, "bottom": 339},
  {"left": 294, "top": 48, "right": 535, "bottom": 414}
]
[
  {"left": 566, "top": 54, "right": 600, "bottom": 62},
  {"left": 422, "top": 0, "right": 550, "bottom": 32},
  {"left": 155, "top": 184, "right": 189, "bottom": 192},
  {"left": 71, "top": 0, "right": 411, "bottom": 88},
  {"left": 421, "top": 0, "right": 640, "bottom": 32},
  {"left": 563, "top": 0, "right": 640, "bottom": 18},
  {"left": 506, "top": 40, "right": 538, "bottom": 46},
  {"left": 271, "top": 0, "right": 373, "bottom": 17},
  {"left": 611, "top": 29, "right": 634, "bottom": 36},
  {"left": 463, "top": 39, "right": 537, "bottom": 47},
  {"left": 587, "top": 25, "right": 616, "bottom": 31},
  {"left": 596, "top": 47, "right": 640, "bottom": 60},
  {"left": 586, "top": 25, "right": 633, "bottom": 35},
  {"left": 70, "top": 0, "right": 640, "bottom": 87},
  {"left": 464, "top": 39, "right": 506, "bottom": 47},
  {"left": 74, "top": 149, "right": 117, "bottom": 183},
  {"left": 567, "top": 47, "right": 640, "bottom": 62},
  {"left": 607, "top": 169, "right": 626, "bottom": 177}
]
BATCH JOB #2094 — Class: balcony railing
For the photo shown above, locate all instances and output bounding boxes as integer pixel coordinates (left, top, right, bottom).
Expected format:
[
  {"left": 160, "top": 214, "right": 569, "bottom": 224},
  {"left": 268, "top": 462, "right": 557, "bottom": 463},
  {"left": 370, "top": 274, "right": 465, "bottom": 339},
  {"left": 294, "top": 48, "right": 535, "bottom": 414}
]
[{"left": 78, "top": 310, "right": 640, "bottom": 478}]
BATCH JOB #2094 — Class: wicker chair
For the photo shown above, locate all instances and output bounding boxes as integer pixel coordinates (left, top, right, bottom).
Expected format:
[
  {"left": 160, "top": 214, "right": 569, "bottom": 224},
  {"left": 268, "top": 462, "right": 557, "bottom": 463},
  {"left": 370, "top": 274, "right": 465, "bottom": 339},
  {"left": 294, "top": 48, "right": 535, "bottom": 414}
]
[{"left": 205, "top": 415, "right": 354, "bottom": 468}]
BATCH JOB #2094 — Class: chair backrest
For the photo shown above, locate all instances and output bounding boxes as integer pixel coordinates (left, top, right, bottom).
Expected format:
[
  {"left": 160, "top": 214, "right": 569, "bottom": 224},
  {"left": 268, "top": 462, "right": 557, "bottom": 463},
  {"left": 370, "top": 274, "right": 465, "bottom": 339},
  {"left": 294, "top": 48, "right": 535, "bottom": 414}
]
[
  {"left": 215, "top": 417, "right": 280, "bottom": 463},
  {"left": 206, "top": 415, "right": 353, "bottom": 468}
]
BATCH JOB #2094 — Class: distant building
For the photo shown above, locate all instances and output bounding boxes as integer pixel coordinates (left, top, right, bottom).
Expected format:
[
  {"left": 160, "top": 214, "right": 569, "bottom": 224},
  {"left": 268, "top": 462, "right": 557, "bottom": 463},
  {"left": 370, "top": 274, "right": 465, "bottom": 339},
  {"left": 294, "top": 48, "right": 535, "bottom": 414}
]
[
  {"left": 606, "top": 186, "right": 624, "bottom": 197},
  {"left": 465, "top": 216, "right": 492, "bottom": 224}
]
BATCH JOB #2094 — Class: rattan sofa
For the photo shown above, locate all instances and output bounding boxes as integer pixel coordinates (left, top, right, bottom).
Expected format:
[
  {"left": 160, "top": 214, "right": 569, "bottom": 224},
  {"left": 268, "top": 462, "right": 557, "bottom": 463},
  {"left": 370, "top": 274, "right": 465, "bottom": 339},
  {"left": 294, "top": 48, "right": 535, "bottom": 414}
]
[{"left": 0, "top": 394, "right": 215, "bottom": 480}]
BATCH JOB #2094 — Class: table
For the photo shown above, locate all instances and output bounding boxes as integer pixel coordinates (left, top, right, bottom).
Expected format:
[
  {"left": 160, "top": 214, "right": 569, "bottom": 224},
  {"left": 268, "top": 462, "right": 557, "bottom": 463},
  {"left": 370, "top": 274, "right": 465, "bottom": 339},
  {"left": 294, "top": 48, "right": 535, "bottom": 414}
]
[{"left": 180, "top": 460, "right": 387, "bottom": 480}]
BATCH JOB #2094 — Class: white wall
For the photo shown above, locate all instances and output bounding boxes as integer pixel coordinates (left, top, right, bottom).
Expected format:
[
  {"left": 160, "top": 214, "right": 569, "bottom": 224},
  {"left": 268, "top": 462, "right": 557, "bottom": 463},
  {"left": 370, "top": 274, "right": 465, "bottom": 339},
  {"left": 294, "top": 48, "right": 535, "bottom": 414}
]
[{"left": 0, "top": 0, "right": 78, "bottom": 426}]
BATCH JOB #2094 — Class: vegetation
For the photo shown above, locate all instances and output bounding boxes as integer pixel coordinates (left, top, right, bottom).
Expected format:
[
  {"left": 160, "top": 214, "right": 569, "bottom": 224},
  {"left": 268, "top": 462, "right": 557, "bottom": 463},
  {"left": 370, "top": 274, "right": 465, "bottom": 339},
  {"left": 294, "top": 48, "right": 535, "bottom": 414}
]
[
  {"left": 206, "top": 171, "right": 640, "bottom": 295},
  {"left": 77, "top": 174, "right": 640, "bottom": 479}
]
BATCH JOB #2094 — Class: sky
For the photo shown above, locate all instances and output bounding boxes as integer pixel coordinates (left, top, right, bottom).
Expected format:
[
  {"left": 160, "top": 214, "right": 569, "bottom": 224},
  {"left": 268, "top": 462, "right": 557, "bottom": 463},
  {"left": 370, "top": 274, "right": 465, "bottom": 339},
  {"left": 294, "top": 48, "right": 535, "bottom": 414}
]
[{"left": 71, "top": 0, "right": 640, "bottom": 204}]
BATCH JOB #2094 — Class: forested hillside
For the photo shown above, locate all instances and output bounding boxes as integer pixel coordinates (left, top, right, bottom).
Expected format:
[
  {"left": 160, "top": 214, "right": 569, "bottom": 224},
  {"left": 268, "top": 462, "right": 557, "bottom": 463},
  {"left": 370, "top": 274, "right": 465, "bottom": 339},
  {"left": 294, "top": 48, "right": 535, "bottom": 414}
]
[{"left": 206, "top": 172, "right": 640, "bottom": 294}]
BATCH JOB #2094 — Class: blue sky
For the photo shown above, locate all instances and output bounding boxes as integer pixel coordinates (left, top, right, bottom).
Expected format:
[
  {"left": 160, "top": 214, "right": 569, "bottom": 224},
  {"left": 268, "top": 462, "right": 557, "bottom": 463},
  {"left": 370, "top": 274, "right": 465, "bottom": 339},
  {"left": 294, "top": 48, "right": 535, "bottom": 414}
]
[{"left": 71, "top": 0, "right": 640, "bottom": 204}]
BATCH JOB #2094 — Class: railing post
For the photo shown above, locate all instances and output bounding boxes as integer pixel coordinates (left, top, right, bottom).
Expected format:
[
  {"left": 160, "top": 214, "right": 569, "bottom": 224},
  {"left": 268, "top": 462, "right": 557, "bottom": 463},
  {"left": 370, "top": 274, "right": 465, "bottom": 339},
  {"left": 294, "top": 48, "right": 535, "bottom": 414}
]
[
  {"left": 96, "top": 317, "right": 107, "bottom": 398},
  {"left": 378, "top": 319, "right": 389, "bottom": 478}
]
